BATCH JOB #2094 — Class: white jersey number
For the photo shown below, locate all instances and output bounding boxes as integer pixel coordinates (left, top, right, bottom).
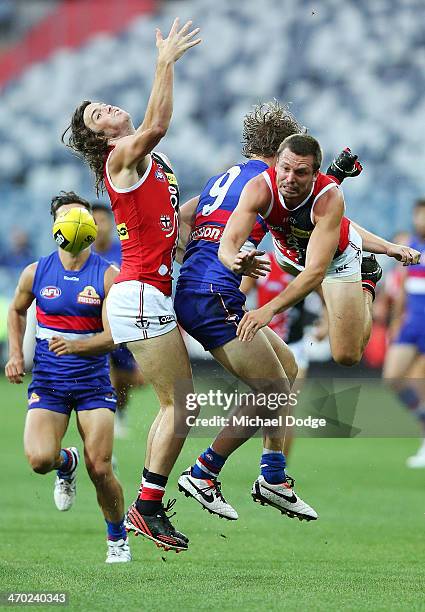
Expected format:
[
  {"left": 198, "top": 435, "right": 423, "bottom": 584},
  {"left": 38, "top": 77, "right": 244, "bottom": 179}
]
[{"left": 202, "top": 166, "right": 242, "bottom": 216}]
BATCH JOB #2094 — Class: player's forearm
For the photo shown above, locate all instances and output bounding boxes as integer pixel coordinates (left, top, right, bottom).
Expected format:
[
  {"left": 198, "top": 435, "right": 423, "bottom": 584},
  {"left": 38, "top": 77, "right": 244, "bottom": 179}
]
[
  {"left": 268, "top": 267, "right": 325, "bottom": 315},
  {"left": 351, "top": 221, "right": 393, "bottom": 255},
  {"left": 218, "top": 239, "right": 241, "bottom": 270},
  {"left": 138, "top": 59, "right": 174, "bottom": 136},
  {"left": 7, "top": 308, "right": 26, "bottom": 358},
  {"left": 71, "top": 332, "right": 116, "bottom": 356}
]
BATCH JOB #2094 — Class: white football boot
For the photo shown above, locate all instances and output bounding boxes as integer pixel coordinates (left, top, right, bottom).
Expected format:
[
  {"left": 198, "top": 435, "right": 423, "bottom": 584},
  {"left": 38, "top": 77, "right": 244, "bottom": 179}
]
[
  {"left": 106, "top": 538, "right": 132, "bottom": 563},
  {"left": 54, "top": 447, "right": 79, "bottom": 511},
  {"left": 252, "top": 475, "right": 318, "bottom": 521},
  {"left": 406, "top": 439, "right": 425, "bottom": 468},
  {"left": 178, "top": 468, "right": 238, "bottom": 520}
]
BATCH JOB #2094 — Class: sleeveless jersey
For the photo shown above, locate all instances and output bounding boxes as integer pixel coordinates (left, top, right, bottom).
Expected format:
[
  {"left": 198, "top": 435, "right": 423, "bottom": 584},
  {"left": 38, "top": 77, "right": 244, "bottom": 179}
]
[
  {"left": 262, "top": 167, "right": 350, "bottom": 267},
  {"left": 32, "top": 251, "right": 110, "bottom": 387},
  {"left": 178, "top": 160, "right": 269, "bottom": 290},
  {"left": 104, "top": 150, "right": 179, "bottom": 296},
  {"left": 256, "top": 253, "right": 306, "bottom": 344},
  {"left": 404, "top": 235, "right": 425, "bottom": 317}
]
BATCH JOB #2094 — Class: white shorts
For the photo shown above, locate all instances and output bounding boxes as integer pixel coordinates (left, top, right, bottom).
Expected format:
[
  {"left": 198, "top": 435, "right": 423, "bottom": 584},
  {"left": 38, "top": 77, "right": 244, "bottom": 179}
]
[
  {"left": 274, "top": 225, "right": 363, "bottom": 282},
  {"left": 106, "top": 281, "right": 177, "bottom": 344}
]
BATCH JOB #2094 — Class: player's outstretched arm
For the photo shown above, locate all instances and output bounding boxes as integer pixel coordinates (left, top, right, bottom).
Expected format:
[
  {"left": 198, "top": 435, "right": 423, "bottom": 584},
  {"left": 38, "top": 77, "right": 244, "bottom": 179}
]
[
  {"left": 219, "top": 176, "right": 271, "bottom": 277},
  {"left": 351, "top": 221, "right": 420, "bottom": 265},
  {"left": 237, "top": 189, "right": 344, "bottom": 342},
  {"left": 49, "top": 265, "right": 118, "bottom": 357},
  {"left": 110, "top": 19, "right": 201, "bottom": 173},
  {"left": 5, "top": 263, "right": 37, "bottom": 383}
]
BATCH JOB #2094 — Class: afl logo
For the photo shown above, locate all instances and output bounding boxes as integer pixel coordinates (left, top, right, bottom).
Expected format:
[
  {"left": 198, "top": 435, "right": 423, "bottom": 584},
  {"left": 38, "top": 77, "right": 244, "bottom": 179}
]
[{"left": 40, "top": 286, "right": 61, "bottom": 299}]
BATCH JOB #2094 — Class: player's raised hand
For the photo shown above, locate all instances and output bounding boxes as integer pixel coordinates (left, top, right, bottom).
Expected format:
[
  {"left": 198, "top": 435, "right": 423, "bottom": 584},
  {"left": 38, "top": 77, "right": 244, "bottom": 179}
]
[
  {"left": 231, "top": 249, "right": 271, "bottom": 278},
  {"left": 156, "top": 18, "right": 201, "bottom": 63},
  {"left": 237, "top": 305, "right": 274, "bottom": 342},
  {"left": 49, "top": 336, "right": 75, "bottom": 356},
  {"left": 5, "top": 354, "right": 25, "bottom": 384},
  {"left": 387, "top": 244, "right": 421, "bottom": 266}
]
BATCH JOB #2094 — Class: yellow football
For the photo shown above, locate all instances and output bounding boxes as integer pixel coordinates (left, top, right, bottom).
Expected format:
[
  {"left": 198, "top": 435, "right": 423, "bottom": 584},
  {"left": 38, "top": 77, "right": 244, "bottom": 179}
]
[{"left": 52, "top": 207, "right": 98, "bottom": 255}]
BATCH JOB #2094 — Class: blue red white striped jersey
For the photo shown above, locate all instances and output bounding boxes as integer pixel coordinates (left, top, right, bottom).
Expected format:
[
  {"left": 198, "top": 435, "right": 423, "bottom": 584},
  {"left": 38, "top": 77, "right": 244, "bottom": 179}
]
[
  {"left": 404, "top": 235, "right": 425, "bottom": 317},
  {"left": 178, "top": 160, "right": 269, "bottom": 290},
  {"left": 32, "top": 250, "right": 110, "bottom": 387}
]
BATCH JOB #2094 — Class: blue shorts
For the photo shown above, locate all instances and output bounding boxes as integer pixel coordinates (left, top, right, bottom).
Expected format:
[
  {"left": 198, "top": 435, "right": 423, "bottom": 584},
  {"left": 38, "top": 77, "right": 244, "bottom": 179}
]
[
  {"left": 395, "top": 317, "right": 425, "bottom": 353},
  {"left": 110, "top": 344, "right": 137, "bottom": 371},
  {"left": 174, "top": 282, "right": 246, "bottom": 351},
  {"left": 27, "top": 381, "right": 117, "bottom": 414}
]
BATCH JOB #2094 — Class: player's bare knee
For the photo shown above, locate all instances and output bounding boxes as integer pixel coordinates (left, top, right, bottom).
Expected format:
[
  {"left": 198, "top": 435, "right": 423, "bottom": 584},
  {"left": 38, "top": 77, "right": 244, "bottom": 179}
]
[
  {"left": 333, "top": 348, "right": 362, "bottom": 367},
  {"left": 27, "top": 452, "right": 55, "bottom": 474}
]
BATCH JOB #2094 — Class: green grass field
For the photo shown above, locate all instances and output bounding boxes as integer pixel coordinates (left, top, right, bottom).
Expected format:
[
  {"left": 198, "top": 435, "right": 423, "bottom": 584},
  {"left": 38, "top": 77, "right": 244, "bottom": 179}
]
[{"left": 1, "top": 375, "right": 425, "bottom": 611}]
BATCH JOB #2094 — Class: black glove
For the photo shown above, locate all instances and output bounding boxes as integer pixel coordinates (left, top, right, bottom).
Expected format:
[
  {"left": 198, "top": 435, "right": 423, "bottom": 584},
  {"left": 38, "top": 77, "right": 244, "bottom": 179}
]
[{"left": 326, "top": 147, "right": 363, "bottom": 184}]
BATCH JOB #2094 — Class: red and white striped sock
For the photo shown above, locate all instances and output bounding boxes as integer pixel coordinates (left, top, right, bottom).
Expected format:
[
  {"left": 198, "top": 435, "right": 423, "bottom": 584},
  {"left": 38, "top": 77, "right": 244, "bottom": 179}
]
[{"left": 136, "top": 471, "right": 167, "bottom": 515}]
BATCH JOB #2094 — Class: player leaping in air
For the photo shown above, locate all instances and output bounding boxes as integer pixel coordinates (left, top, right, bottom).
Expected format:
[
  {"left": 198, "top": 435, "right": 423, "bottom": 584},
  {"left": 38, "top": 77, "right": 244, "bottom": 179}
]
[
  {"left": 219, "top": 133, "right": 420, "bottom": 361},
  {"left": 60, "top": 18, "right": 201, "bottom": 553},
  {"left": 175, "top": 102, "right": 364, "bottom": 522}
]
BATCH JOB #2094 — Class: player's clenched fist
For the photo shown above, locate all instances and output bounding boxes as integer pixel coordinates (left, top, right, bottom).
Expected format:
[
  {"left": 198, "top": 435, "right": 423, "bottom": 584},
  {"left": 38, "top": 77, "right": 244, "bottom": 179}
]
[
  {"left": 237, "top": 305, "right": 274, "bottom": 342},
  {"left": 231, "top": 249, "right": 271, "bottom": 278},
  {"left": 387, "top": 244, "right": 421, "bottom": 266},
  {"left": 156, "top": 18, "right": 201, "bottom": 63},
  {"left": 5, "top": 354, "right": 25, "bottom": 384}
]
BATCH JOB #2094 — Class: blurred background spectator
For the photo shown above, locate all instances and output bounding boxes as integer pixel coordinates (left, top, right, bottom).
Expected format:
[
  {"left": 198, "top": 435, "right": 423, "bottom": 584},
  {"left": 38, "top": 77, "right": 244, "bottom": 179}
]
[{"left": 0, "top": 228, "right": 34, "bottom": 272}]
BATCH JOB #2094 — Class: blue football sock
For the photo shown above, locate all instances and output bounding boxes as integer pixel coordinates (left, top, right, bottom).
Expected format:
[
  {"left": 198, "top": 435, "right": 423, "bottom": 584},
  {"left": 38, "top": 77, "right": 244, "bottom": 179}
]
[
  {"left": 260, "top": 449, "right": 286, "bottom": 484},
  {"left": 191, "top": 446, "right": 227, "bottom": 479},
  {"left": 105, "top": 518, "right": 127, "bottom": 541}
]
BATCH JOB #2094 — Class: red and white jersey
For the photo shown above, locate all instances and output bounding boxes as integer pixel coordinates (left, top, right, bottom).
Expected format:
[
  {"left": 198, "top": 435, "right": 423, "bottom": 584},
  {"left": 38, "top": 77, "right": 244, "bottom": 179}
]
[
  {"left": 261, "top": 167, "right": 350, "bottom": 267},
  {"left": 104, "top": 149, "right": 179, "bottom": 296}
]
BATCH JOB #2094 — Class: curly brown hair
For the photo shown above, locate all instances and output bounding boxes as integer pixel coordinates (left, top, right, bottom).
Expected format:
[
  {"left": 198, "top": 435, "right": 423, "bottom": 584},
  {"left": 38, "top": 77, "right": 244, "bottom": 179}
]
[
  {"left": 62, "top": 100, "right": 110, "bottom": 196},
  {"left": 241, "top": 100, "right": 306, "bottom": 159}
]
